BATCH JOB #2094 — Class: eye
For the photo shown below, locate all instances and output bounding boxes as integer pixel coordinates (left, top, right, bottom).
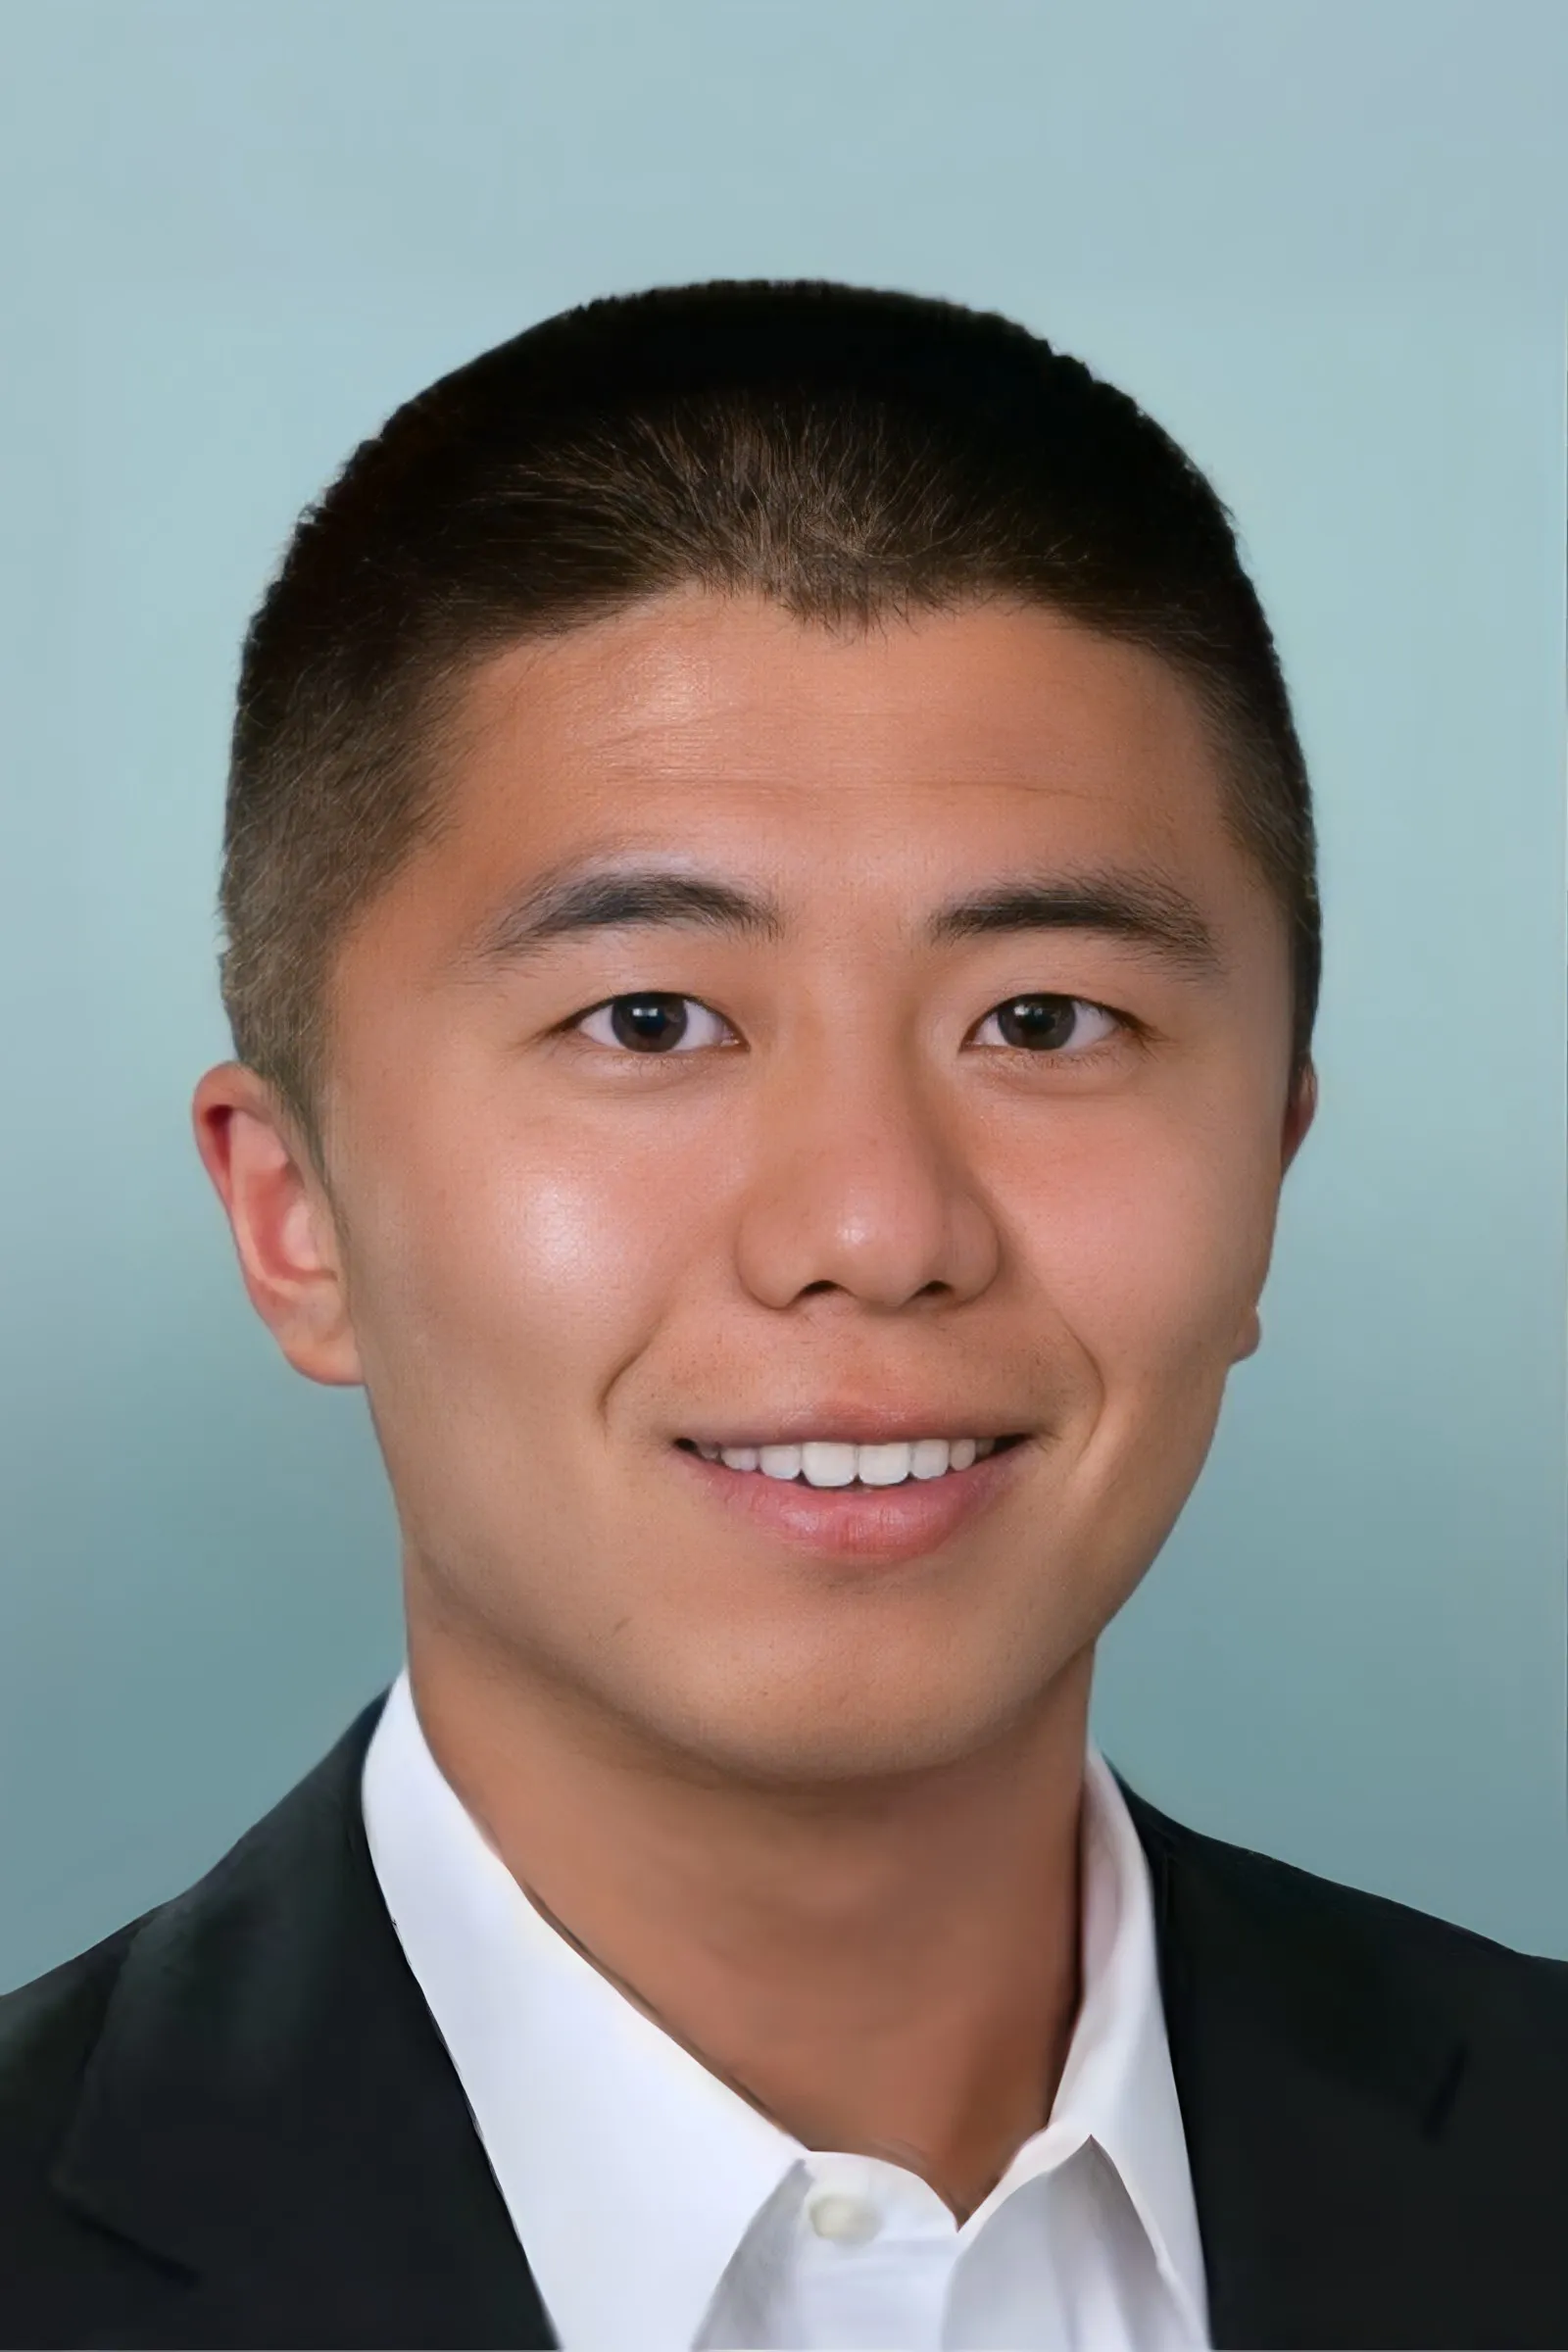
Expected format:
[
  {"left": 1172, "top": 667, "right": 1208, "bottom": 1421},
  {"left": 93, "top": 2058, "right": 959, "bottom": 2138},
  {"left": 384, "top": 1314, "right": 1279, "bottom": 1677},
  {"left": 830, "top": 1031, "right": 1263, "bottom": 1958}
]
[
  {"left": 570, "top": 993, "right": 735, "bottom": 1054},
  {"left": 973, "top": 995, "right": 1128, "bottom": 1055},
  {"left": 564, "top": 990, "right": 1134, "bottom": 1060}
]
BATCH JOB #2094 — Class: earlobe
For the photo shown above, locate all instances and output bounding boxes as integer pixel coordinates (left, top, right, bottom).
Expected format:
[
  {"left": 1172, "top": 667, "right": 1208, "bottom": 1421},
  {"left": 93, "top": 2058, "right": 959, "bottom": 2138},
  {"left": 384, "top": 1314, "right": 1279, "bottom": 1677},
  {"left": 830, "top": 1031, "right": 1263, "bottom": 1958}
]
[{"left": 1232, "top": 1304, "right": 1262, "bottom": 1363}]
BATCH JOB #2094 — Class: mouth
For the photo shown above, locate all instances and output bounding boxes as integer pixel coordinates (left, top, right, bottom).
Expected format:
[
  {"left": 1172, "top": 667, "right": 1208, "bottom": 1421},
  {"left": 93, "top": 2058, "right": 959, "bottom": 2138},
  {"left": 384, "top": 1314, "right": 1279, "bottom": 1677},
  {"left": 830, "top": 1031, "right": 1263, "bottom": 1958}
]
[
  {"left": 669, "top": 1430, "right": 1035, "bottom": 1564},
  {"left": 672, "top": 1433, "right": 1030, "bottom": 1489}
]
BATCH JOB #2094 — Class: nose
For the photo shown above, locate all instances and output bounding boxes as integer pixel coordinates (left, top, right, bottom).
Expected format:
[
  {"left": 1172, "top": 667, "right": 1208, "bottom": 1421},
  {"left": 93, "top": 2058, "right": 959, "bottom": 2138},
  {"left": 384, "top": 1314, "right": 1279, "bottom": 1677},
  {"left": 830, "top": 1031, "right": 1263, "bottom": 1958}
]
[{"left": 731, "top": 1040, "right": 1002, "bottom": 1314}]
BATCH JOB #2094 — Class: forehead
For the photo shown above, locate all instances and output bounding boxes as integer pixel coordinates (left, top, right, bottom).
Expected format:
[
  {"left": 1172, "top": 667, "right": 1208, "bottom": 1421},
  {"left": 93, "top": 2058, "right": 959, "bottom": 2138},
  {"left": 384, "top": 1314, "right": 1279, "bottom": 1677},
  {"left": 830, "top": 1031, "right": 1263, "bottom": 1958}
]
[
  {"left": 379, "top": 588, "right": 1266, "bottom": 966},
  {"left": 454, "top": 587, "right": 1218, "bottom": 814}
]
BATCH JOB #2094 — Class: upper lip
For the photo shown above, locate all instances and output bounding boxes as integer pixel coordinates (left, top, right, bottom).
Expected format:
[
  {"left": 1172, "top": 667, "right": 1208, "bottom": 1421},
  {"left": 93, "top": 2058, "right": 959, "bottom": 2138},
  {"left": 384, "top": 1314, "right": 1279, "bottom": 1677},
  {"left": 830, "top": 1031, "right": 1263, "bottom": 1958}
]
[{"left": 677, "top": 1409, "right": 1030, "bottom": 1447}]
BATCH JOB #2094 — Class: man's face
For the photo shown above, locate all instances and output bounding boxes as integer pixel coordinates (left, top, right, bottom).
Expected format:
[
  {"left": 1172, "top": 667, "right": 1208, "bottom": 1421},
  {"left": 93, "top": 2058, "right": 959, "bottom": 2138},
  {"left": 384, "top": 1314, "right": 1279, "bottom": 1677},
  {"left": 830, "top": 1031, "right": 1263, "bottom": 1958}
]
[{"left": 199, "top": 588, "right": 1314, "bottom": 1787}]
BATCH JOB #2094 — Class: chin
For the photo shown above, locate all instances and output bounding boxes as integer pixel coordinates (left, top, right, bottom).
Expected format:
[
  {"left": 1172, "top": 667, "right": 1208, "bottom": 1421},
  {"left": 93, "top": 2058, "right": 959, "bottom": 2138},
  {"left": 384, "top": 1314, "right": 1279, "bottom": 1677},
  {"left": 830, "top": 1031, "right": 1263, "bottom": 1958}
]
[{"left": 644, "top": 1678, "right": 1037, "bottom": 1791}]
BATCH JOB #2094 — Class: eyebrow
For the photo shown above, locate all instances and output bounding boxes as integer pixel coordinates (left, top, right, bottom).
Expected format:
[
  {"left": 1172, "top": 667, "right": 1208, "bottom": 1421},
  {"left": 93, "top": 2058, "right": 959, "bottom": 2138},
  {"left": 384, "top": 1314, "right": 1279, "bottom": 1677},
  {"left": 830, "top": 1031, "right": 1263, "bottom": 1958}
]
[{"left": 448, "top": 857, "right": 1228, "bottom": 987}]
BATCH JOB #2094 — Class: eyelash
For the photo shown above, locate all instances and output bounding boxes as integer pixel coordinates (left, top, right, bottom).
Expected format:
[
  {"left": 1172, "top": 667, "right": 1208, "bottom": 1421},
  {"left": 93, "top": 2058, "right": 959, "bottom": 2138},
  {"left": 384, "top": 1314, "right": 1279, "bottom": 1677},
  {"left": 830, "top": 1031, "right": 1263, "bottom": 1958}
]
[{"left": 561, "top": 992, "right": 1143, "bottom": 1067}]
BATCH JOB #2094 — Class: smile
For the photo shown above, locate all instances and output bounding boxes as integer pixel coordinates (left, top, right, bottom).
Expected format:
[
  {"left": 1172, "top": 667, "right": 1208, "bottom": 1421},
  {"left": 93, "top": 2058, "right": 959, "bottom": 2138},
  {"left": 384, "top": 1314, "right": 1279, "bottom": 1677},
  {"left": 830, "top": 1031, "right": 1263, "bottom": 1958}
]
[
  {"left": 670, "top": 1429, "right": 1035, "bottom": 1564},
  {"left": 674, "top": 1435, "right": 1026, "bottom": 1489}
]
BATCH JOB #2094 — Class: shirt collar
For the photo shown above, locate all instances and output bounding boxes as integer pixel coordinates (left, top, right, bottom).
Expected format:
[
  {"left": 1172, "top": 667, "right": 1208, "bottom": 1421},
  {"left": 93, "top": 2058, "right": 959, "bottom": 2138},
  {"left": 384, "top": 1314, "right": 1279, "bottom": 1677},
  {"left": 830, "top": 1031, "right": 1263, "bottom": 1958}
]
[{"left": 363, "top": 1666, "right": 1206, "bottom": 2351}]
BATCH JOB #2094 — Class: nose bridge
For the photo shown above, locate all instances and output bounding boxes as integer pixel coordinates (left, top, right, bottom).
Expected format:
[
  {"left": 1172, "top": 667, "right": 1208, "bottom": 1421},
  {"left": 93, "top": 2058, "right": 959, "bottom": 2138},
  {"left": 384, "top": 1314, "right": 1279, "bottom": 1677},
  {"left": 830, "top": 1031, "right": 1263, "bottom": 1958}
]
[{"left": 734, "top": 1011, "right": 1001, "bottom": 1310}]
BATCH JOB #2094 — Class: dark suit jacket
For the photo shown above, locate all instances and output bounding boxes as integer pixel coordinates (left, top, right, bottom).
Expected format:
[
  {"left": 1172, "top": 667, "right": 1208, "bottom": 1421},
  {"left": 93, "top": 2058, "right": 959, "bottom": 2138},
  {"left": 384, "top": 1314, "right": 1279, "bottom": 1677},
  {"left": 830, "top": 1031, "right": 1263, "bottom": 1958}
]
[{"left": 2, "top": 1689, "right": 1566, "bottom": 2351}]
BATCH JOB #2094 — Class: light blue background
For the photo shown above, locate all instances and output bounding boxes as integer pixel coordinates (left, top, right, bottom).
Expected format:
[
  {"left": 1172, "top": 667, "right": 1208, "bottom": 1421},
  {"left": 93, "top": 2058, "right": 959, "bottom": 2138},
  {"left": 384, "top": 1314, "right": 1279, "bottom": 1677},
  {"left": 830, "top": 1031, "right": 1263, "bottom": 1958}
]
[{"left": 1, "top": 0, "right": 1564, "bottom": 1990}]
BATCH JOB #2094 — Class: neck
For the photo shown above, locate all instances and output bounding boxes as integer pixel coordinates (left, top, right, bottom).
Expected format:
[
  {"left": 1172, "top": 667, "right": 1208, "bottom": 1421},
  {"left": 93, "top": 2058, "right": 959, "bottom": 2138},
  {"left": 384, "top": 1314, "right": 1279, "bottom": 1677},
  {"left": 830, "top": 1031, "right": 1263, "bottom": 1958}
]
[{"left": 404, "top": 1614, "right": 1094, "bottom": 2222}]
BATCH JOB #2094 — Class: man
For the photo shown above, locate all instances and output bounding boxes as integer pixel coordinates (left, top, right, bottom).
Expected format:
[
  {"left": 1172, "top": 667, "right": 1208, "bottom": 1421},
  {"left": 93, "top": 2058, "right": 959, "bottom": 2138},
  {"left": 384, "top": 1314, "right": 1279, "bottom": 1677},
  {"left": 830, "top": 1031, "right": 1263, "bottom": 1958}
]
[{"left": 2, "top": 278, "right": 1564, "bottom": 2352}]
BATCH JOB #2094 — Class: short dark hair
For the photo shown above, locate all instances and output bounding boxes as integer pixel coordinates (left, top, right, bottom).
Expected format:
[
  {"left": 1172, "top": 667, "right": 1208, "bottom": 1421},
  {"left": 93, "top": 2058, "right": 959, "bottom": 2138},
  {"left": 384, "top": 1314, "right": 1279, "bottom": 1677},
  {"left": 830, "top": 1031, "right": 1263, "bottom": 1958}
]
[{"left": 219, "top": 277, "right": 1320, "bottom": 1189}]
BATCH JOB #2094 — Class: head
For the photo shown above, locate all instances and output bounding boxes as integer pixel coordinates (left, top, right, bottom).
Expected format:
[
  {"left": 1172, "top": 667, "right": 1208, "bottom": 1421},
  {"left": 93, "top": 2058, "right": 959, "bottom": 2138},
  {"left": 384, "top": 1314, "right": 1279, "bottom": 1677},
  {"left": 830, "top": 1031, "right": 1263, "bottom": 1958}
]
[{"left": 194, "top": 279, "right": 1319, "bottom": 1790}]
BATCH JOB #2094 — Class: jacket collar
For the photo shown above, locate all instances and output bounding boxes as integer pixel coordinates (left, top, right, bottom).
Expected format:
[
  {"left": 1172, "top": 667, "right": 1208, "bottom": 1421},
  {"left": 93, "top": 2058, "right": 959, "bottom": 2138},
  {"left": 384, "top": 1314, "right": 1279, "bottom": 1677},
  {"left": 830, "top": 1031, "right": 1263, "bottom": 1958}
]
[{"left": 51, "top": 1687, "right": 1474, "bottom": 2349}]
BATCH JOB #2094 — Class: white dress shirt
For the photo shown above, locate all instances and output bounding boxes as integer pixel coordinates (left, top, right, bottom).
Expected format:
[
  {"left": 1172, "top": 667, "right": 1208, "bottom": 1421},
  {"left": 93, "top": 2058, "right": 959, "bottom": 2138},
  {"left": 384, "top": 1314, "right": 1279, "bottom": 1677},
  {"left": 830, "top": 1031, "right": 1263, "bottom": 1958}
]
[{"left": 363, "top": 1667, "right": 1210, "bottom": 2351}]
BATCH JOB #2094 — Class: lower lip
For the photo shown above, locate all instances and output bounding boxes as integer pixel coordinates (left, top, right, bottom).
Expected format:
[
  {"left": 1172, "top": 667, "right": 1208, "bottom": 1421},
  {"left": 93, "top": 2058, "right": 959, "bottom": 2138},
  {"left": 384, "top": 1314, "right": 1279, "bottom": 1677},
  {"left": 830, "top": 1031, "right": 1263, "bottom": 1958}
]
[{"left": 670, "top": 1440, "right": 1035, "bottom": 1564}]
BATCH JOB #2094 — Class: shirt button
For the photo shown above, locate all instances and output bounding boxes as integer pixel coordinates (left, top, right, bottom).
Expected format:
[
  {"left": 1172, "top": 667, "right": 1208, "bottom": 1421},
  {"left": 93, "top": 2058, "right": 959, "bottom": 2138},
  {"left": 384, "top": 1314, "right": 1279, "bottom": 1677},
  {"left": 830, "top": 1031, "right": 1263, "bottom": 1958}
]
[{"left": 808, "top": 2190, "right": 883, "bottom": 2244}]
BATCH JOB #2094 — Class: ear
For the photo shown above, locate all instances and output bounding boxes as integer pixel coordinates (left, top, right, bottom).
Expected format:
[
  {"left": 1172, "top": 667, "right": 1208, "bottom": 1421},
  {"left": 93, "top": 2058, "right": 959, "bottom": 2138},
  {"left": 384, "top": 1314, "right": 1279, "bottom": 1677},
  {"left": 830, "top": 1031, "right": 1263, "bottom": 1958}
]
[
  {"left": 1231, "top": 1302, "right": 1262, "bottom": 1363},
  {"left": 1281, "top": 1056, "right": 1318, "bottom": 1176},
  {"left": 1233, "top": 1060, "right": 1319, "bottom": 1366},
  {"left": 190, "top": 1062, "right": 364, "bottom": 1388}
]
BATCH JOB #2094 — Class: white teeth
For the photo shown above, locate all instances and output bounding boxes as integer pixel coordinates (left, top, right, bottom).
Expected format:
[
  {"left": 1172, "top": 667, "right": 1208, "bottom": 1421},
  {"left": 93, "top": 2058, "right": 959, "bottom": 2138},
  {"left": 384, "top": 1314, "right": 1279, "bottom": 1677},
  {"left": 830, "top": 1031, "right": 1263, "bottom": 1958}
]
[
  {"left": 801, "top": 1441, "right": 858, "bottom": 1487},
  {"left": 857, "top": 1443, "right": 914, "bottom": 1486},
  {"left": 695, "top": 1437, "right": 1006, "bottom": 1488}
]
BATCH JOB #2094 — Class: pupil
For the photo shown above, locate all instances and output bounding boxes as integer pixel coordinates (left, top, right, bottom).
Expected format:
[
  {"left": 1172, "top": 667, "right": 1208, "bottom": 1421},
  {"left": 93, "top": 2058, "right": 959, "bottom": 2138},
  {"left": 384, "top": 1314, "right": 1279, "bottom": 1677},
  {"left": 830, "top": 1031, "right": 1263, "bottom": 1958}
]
[
  {"left": 611, "top": 995, "right": 687, "bottom": 1052},
  {"left": 997, "top": 996, "right": 1075, "bottom": 1050}
]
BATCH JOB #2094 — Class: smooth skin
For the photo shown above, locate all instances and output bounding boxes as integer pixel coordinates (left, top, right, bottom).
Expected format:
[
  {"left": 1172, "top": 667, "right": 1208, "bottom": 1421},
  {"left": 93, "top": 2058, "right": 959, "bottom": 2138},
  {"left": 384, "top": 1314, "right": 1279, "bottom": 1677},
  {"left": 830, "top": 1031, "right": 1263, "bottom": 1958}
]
[{"left": 193, "top": 588, "right": 1316, "bottom": 2225}]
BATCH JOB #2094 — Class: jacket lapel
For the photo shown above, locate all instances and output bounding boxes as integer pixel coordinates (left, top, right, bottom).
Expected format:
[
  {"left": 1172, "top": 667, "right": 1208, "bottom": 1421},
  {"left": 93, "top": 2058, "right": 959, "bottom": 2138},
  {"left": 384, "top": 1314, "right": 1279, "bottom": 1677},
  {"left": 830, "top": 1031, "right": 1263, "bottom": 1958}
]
[
  {"left": 50, "top": 1691, "right": 559, "bottom": 2349},
  {"left": 1113, "top": 1772, "right": 1560, "bottom": 2351}
]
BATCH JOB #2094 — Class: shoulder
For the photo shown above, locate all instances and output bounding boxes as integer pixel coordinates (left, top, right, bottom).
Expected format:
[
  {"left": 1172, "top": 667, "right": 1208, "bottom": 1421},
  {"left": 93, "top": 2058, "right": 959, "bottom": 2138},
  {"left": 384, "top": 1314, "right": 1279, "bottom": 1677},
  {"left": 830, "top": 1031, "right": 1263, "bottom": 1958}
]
[
  {"left": 0, "top": 1910, "right": 154, "bottom": 2144},
  {"left": 0, "top": 1910, "right": 158, "bottom": 2311},
  {"left": 1119, "top": 1771, "right": 1568, "bottom": 2048}
]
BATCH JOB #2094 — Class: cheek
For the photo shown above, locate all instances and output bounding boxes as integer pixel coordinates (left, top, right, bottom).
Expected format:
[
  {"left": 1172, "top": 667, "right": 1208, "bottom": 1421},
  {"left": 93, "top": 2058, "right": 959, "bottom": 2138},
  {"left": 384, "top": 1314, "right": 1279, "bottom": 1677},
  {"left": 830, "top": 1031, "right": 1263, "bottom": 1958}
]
[
  {"left": 480, "top": 1161, "right": 668, "bottom": 1352},
  {"left": 351, "top": 1118, "right": 681, "bottom": 1405},
  {"left": 1010, "top": 1111, "right": 1274, "bottom": 1380}
]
